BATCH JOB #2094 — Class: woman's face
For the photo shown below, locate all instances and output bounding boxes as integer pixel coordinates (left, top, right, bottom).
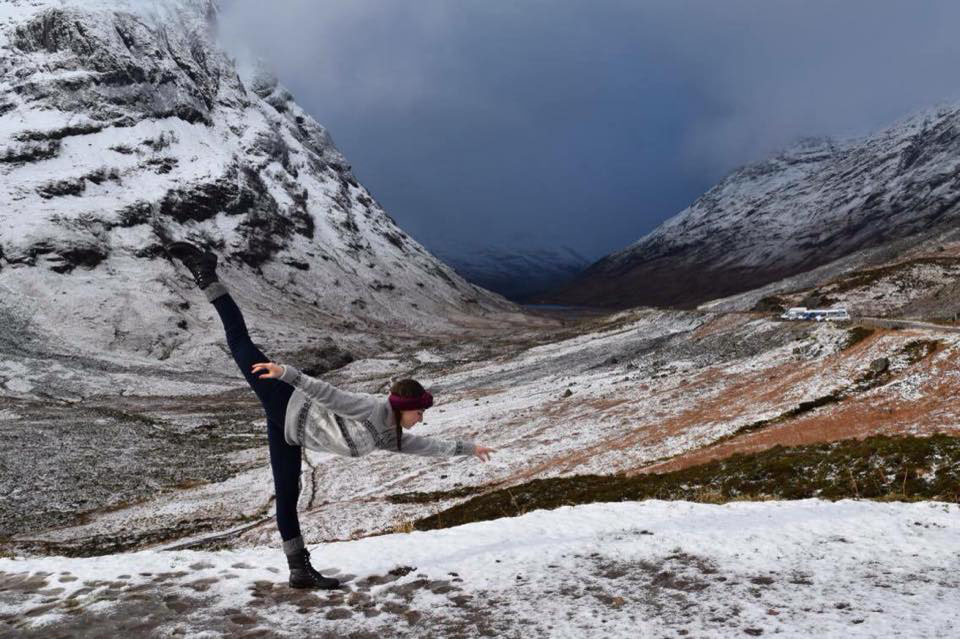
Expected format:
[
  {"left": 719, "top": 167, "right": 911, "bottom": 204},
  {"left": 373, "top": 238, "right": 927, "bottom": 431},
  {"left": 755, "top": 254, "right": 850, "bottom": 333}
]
[{"left": 399, "top": 409, "right": 424, "bottom": 429}]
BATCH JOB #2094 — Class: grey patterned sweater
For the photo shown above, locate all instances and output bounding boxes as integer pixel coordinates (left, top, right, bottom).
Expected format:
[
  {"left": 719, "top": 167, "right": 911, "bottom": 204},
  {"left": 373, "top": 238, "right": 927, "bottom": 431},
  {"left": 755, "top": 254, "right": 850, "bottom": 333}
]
[{"left": 278, "top": 365, "right": 476, "bottom": 459}]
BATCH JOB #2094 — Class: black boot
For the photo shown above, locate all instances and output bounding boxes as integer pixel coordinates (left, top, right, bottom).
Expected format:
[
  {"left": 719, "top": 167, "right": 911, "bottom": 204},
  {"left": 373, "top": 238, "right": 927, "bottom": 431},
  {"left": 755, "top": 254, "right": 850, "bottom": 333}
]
[
  {"left": 286, "top": 548, "right": 340, "bottom": 589},
  {"left": 166, "top": 241, "right": 219, "bottom": 290}
]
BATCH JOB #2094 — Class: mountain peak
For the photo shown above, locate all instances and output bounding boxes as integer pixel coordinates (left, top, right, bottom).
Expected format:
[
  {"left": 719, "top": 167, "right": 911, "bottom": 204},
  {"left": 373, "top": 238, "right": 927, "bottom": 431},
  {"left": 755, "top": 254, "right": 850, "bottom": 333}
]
[{"left": 538, "top": 102, "right": 960, "bottom": 309}]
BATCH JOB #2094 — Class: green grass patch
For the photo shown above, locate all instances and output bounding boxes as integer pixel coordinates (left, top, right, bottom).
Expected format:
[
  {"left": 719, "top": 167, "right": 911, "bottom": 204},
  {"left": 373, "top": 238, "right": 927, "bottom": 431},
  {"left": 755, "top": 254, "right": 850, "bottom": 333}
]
[
  {"left": 412, "top": 434, "right": 960, "bottom": 531},
  {"left": 388, "top": 484, "right": 489, "bottom": 505},
  {"left": 751, "top": 295, "right": 787, "bottom": 313}
]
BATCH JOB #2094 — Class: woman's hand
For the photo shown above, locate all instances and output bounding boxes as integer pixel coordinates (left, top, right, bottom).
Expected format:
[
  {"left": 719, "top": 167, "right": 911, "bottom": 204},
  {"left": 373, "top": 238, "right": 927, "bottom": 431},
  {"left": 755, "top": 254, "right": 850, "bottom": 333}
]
[
  {"left": 252, "top": 362, "right": 284, "bottom": 379},
  {"left": 474, "top": 445, "right": 495, "bottom": 462}
]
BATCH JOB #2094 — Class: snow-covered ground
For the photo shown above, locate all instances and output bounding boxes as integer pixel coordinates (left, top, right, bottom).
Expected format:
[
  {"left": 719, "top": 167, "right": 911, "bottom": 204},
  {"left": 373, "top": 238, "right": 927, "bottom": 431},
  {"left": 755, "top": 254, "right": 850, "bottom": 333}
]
[{"left": 2, "top": 499, "right": 958, "bottom": 638}]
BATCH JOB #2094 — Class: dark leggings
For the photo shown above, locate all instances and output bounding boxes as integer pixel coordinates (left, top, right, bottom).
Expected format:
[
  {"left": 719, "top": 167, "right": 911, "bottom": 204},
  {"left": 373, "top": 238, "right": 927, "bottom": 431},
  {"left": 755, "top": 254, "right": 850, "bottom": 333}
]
[{"left": 211, "top": 293, "right": 302, "bottom": 543}]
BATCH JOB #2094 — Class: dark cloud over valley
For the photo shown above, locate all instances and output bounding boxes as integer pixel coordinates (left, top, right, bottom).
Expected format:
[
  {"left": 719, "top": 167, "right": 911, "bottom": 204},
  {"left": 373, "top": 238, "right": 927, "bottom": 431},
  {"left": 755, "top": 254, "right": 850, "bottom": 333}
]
[{"left": 219, "top": 0, "right": 960, "bottom": 261}]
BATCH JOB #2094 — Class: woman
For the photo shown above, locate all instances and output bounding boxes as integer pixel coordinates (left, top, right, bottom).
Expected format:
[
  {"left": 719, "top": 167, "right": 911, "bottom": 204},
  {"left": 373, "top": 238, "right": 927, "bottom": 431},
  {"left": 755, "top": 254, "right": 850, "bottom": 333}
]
[{"left": 167, "top": 242, "right": 494, "bottom": 589}]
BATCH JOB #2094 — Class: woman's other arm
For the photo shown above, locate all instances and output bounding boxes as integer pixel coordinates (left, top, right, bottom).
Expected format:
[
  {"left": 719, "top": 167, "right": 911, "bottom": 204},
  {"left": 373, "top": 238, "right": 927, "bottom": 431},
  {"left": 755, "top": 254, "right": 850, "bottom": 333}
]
[
  {"left": 252, "top": 362, "right": 378, "bottom": 420},
  {"left": 395, "top": 432, "right": 495, "bottom": 461}
]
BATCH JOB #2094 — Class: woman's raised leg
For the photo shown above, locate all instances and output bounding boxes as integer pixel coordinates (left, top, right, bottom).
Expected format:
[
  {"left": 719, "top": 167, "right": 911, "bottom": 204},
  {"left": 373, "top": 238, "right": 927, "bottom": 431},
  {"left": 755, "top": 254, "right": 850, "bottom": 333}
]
[{"left": 209, "top": 289, "right": 277, "bottom": 404}]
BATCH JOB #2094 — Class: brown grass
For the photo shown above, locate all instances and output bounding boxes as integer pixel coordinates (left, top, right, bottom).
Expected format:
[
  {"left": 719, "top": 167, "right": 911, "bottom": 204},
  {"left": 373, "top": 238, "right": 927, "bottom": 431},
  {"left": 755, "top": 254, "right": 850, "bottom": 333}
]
[
  {"left": 490, "top": 326, "right": 960, "bottom": 486},
  {"left": 633, "top": 337, "right": 960, "bottom": 475},
  {"left": 690, "top": 312, "right": 758, "bottom": 340}
]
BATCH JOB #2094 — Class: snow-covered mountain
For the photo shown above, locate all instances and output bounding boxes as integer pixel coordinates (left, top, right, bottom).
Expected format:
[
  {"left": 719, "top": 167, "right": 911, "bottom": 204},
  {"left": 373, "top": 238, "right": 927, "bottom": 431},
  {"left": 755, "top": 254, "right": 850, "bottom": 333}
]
[
  {"left": 538, "top": 105, "right": 960, "bottom": 309},
  {"left": 435, "top": 244, "right": 590, "bottom": 302},
  {"left": 0, "top": 0, "right": 514, "bottom": 365}
]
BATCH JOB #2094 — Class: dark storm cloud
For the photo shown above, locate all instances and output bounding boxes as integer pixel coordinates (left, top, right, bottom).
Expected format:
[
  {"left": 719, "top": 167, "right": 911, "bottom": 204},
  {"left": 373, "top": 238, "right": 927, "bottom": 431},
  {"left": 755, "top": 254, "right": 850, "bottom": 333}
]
[{"left": 218, "top": 0, "right": 960, "bottom": 260}]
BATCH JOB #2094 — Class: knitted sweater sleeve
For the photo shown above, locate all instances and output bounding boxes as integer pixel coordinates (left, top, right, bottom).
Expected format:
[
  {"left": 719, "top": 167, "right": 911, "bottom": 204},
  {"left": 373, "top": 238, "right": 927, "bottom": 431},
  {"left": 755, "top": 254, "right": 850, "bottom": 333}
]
[
  {"left": 279, "top": 365, "right": 378, "bottom": 420},
  {"left": 396, "top": 431, "right": 477, "bottom": 458}
]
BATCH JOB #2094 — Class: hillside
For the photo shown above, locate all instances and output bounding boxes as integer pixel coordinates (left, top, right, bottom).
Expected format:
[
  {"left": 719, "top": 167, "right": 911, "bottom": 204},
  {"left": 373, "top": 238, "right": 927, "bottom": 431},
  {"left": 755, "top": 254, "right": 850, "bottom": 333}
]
[{"left": 537, "top": 107, "right": 960, "bottom": 309}]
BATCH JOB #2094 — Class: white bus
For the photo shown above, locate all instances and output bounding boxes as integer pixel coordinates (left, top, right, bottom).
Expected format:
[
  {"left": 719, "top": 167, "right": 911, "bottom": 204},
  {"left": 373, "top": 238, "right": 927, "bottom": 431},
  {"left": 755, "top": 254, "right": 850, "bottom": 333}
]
[
  {"left": 780, "top": 307, "right": 850, "bottom": 321},
  {"left": 781, "top": 307, "right": 808, "bottom": 320}
]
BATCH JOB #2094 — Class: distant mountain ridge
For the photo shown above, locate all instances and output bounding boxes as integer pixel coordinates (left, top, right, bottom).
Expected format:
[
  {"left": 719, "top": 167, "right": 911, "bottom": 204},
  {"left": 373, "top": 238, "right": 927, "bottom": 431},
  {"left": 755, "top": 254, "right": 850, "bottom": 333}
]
[
  {"left": 435, "top": 244, "right": 590, "bottom": 302},
  {"left": 537, "top": 106, "right": 960, "bottom": 309}
]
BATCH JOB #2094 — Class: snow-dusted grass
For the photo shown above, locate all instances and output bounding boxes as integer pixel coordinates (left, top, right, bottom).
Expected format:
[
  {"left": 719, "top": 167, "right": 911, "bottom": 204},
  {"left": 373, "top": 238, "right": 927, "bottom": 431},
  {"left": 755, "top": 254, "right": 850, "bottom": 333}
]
[
  {"left": 2, "top": 500, "right": 958, "bottom": 638},
  {"left": 20, "top": 305, "right": 960, "bottom": 553}
]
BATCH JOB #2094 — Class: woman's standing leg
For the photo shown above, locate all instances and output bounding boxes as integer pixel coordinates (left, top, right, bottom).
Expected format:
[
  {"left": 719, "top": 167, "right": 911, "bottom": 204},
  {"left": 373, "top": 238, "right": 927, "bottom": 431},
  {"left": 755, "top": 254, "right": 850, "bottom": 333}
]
[
  {"left": 206, "top": 284, "right": 339, "bottom": 588},
  {"left": 205, "top": 284, "right": 303, "bottom": 544}
]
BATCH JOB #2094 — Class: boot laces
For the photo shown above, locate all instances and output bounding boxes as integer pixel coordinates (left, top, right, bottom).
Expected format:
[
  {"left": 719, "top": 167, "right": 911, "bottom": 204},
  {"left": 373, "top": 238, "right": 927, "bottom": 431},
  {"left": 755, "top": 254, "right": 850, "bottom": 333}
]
[
  {"left": 302, "top": 549, "right": 324, "bottom": 579},
  {"left": 184, "top": 254, "right": 217, "bottom": 289}
]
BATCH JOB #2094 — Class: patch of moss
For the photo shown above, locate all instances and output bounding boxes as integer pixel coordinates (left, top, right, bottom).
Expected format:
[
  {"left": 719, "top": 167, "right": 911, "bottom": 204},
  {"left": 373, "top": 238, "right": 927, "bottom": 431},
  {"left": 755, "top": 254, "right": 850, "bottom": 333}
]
[
  {"left": 843, "top": 326, "right": 875, "bottom": 350},
  {"left": 902, "top": 339, "right": 939, "bottom": 363},
  {"left": 724, "top": 389, "right": 845, "bottom": 440},
  {"left": 413, "top": 434, "right": 960, "bottom": 531},
  {"left": 388, "top": 484, "right": 488, "bottom": 505}
]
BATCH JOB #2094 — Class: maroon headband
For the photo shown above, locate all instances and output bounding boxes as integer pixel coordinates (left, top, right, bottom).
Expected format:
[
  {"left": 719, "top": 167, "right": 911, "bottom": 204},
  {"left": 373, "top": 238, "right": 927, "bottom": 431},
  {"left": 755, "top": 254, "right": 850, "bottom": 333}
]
[{"left": 389, "top": 391, "right": 434, "bottom": 411}]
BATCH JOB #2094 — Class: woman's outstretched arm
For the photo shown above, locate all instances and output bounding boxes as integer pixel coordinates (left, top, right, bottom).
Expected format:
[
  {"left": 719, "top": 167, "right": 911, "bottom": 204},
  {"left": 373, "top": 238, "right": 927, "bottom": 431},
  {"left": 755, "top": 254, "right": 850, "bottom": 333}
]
[
  {"left": 391, "top": 431, "right": 495, "bottom": 461},
  {"left": 252, "top": 362, "right": 378, "bottom": 420}
]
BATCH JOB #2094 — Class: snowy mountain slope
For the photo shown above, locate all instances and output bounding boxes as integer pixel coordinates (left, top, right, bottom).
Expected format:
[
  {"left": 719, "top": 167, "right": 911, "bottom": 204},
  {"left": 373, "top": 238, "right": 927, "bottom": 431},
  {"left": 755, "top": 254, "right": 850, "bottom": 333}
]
[
  {"left": 540, "top": 105, "right": 960, "bottom": 309},
  {"left": 435, "top": 244, "right": 590, "bottom": 301},
  {"left": 697, "top": 224, "right": 960, "bottom": 325},
  {"left": 695, "top": 224, "right": 960, "bottom": 313},
  {"left": 0, "top": 0, "right": 515, "bottom": 367},
  {"left": 2, "top": 500, "right": 958, "bottom": 638}
]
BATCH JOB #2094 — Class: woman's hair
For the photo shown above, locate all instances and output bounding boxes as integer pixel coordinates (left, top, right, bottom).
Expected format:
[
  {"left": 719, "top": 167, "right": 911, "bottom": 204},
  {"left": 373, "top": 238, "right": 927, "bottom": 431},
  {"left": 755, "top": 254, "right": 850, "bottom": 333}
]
[{"left": 390, "top": 378, "right": 426, "bottom": 451}]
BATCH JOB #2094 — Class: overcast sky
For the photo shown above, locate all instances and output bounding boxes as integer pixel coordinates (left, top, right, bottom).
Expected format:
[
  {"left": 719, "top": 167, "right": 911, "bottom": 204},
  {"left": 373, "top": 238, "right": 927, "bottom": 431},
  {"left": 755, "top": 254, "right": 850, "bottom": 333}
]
[{"left": 218, "top": 0, "right": 960, "bottom": 262}]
